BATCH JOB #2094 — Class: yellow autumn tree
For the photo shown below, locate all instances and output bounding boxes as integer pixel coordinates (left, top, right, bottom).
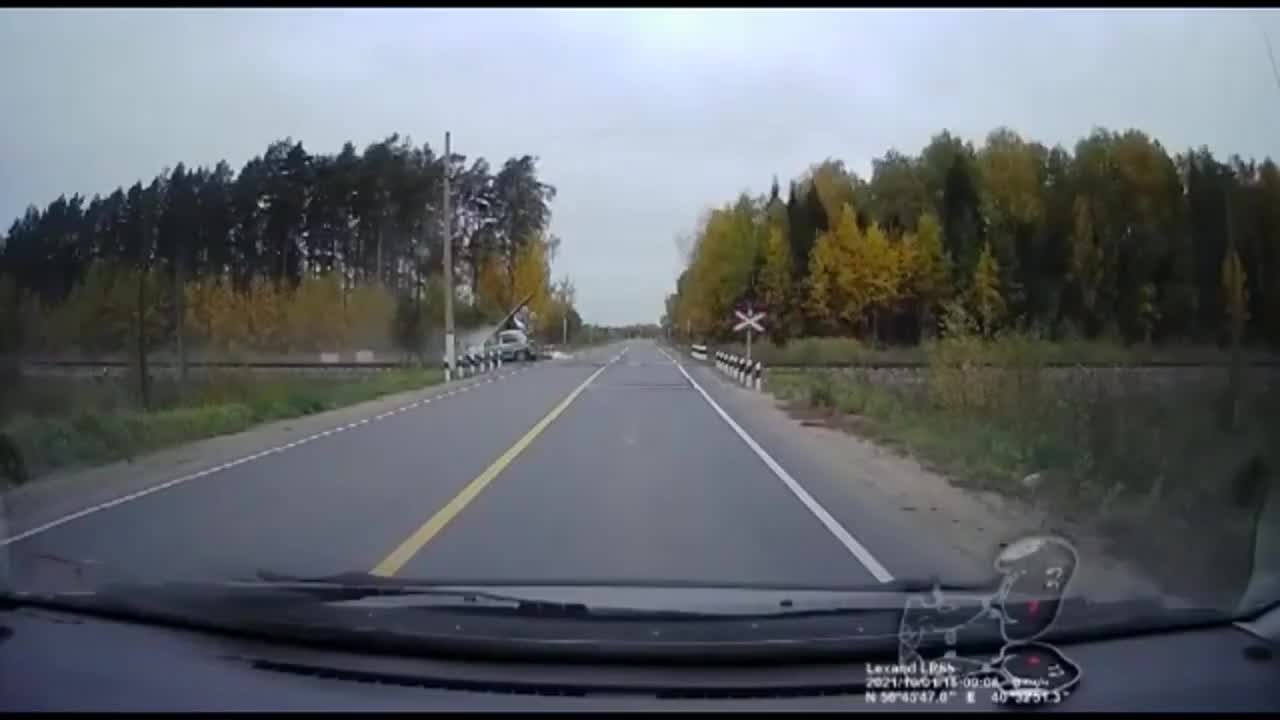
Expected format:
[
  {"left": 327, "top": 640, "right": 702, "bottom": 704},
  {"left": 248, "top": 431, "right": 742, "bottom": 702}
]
[
  {"left": 512, "top": 235, "right": 553, "bottom": 329},
  {"left": 286, "top": 273, "right": 346, "bottom": 351},
  {"left": 807, "top": 226, "right": 842, "bottom": 332},
  {"left": 807, "top": 204, "right": 903, "bottom": 337},
  {"left": 1069, "top": 195, "right": 1103, "bottom": 331},
  {"left": 244, "top": 278, "right": 289, "bottom": 352},
  {"left": 856, "top": 220, "right": 902, "bottom": 340},
  {"left": 1222, "top": 246, "right": 1249, "bottom": 345},
  {"left": 1221, "top": 245, "right": 1251, "bottom": 429},
  {"left": 758, "top": 223, "right": 793, "bottom": 329},
  {"left": 977, "top": 128, "right": 1043, "bottom": 243},
  {"left": 971, "top": 241, "right": 1005, "bottom": 336},
  {"left": 346, "top": 282, "right": 396, "bottom": 349},
  {"left": 682, "top": 200, "right": 761, "bottom": 337},
  {"left": 899, "top": 211, "right": 950, "bottom": 334},
  {"left": 202, "top": 280, "right": 245, "bottom": 354},
  {"left": 1136, "top": 282, "right": 1160, "bottom": 344},
  {"left": 809, "top": 160, "right": 862, "bottom": 225},
  {"left": 474, "top": 253, "right": 510, "bottom": 321},
  {"left": 51, "top": 262, "right": 141, "bottom": 353},
  {"left": 184, "top": 276, "right": 220, "bottom": 351}
]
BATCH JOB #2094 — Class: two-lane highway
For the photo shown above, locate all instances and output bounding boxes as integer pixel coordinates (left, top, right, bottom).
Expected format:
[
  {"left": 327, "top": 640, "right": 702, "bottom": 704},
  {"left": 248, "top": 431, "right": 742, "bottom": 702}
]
[
  {"left": 2, "top": 339, "right": 904, "bottom": 594},
  {"left": 381, "top": 341, "right": 889, "bottom": 585}
]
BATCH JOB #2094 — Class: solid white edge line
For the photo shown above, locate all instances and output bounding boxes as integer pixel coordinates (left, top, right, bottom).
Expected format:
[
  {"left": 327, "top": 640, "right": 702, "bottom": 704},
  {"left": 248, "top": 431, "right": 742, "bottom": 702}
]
[
  {"left": 666, "top": 350, "right": 895, "bottom": 584},
  {"left": 0, "top": 366, "right": 543, "bottom": 547}
]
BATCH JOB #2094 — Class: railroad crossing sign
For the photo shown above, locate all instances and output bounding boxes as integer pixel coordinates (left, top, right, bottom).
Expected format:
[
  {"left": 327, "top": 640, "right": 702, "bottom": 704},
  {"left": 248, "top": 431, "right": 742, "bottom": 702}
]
[
  {"left": 733, "top": 307, "right": 766, "bottom": 363},
  {"left": 733, "top": 308, "right": 765, "bottom": 333}
]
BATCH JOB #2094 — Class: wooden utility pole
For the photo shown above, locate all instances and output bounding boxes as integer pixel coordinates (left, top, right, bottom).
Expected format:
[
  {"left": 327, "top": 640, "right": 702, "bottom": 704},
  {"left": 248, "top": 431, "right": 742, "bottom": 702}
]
[{"left": 443, "top": 131, "right": 456, "bottom": 377}]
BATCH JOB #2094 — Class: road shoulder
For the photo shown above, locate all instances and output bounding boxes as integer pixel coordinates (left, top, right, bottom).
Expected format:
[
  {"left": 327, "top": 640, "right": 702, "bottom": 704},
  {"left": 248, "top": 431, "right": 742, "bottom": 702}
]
[
  {"left": 1, "top": 367, "right": 530, "bottom": 541},
  {"left": 671, "top": 348, "right": 1168, "bottom": 603}
]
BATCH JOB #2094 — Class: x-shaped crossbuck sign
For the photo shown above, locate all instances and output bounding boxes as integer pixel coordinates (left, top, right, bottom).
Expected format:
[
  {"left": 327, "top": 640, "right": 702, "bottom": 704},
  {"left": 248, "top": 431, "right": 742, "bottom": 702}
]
[{"left": 733, "top": 309, "right": 765, "bottom": 333}]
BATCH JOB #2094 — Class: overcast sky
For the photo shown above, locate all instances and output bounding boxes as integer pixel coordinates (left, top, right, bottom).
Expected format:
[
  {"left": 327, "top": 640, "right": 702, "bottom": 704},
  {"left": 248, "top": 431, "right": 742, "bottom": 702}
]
[{"left": 3, "top": 9, "right": 1279, "bottom": 325}]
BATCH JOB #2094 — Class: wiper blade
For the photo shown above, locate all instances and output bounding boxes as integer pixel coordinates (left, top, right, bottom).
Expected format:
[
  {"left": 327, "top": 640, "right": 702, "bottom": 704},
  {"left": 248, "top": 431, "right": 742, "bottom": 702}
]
[
  {"left": 246, "top": 574, "right": 739, "bottom": 619},
  {"left": 248, "top": 570, "right": 1009, "bottom": 618}
]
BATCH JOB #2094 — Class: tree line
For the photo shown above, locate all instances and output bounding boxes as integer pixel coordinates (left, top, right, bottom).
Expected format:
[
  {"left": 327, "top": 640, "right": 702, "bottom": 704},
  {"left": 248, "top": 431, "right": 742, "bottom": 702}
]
[
  {"left": 663, "top": 127, "right": 1280, "bottom": 350},
  {"left": 0, "top": 133, "right": 582, "bottom": 369}
]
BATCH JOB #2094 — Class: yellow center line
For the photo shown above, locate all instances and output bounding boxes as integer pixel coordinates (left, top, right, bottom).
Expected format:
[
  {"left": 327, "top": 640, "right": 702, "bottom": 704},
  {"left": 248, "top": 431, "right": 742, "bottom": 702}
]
[{"left": 370, "top": 357, "right": 618, "bottom": 577}]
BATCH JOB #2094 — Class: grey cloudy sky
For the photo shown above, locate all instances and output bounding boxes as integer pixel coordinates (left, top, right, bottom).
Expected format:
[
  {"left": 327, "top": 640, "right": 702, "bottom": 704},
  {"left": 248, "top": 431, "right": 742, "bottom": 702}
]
[{"left": 2, "top": 9, "right": 1279, "bottom": 325}]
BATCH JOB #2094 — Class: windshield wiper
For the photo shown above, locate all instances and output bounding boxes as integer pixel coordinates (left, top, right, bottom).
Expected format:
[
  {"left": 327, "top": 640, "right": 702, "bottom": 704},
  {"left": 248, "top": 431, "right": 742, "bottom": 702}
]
[{"left": 238, "top": 571, "right": 1009, "bottom": 620}]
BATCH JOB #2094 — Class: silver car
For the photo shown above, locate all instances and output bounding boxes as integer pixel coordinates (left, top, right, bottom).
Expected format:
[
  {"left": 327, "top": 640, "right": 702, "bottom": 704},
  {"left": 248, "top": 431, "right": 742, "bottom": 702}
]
[{"left": 495, "top": 329, "right": 536, "bottom": 362}]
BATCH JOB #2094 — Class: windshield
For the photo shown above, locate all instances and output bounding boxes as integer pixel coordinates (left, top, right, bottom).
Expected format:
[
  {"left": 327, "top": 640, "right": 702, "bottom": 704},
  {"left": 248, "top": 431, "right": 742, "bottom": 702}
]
[{"left": 1, "top": 8, "right": 1279, "bottom": 663}]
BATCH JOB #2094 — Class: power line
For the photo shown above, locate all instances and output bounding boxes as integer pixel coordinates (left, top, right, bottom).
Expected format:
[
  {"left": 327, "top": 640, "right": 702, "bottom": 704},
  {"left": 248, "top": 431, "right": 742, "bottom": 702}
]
[{"left": 1263, "top": 28, "right": 1280, "bottom": 94}]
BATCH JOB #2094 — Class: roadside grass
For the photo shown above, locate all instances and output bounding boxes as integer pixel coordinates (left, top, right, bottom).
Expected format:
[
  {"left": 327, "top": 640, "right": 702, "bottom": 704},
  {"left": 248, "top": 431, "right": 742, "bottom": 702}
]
[
  {"left": 1, "top": 369, "right": 444, "bottom": 481},
  {"left": 720, "top": 335, "right": 1278, "bottom": 367},
  {"left": 765, "top": 339, "right": 1280, "bottom": 607}
]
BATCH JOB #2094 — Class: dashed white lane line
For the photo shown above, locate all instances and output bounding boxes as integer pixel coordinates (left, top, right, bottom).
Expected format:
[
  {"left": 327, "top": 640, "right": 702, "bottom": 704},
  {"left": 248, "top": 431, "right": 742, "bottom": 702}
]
[
  {"left": 0, "top": 367, "right": 533, "bottom": 548},
  {"left": 663, "top": 349, "right": 895, "bottom": 584}
]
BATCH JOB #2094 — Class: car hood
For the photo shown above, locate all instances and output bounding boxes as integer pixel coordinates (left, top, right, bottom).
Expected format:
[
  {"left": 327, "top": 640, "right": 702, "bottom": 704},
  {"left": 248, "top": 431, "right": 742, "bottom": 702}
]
[
  {"left": 3, "top": 571, "right": 1227, "bottom": 664},
  {"left": 322, "top": 581, "right": 959, "bottom": 616}
]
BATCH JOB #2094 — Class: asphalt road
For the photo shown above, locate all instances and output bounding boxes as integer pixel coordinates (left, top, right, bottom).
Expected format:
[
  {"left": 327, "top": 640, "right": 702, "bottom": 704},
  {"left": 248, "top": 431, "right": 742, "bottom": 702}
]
[{"left": 2, "top": 339, "right": 929, "bottom": 594}]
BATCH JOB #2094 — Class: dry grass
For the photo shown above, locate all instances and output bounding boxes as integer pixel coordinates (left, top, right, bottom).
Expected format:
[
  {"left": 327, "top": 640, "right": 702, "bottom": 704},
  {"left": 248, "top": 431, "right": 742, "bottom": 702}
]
[{"left": 767, "top": 331, "right": 1280, "bottom": 608}]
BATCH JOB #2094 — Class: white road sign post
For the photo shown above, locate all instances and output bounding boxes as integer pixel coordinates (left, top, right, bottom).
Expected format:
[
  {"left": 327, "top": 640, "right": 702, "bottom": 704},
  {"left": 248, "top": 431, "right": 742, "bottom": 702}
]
[{"left": 733, "top": 307, "right": 766, "bottom": 363}]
